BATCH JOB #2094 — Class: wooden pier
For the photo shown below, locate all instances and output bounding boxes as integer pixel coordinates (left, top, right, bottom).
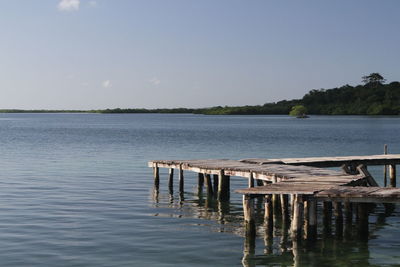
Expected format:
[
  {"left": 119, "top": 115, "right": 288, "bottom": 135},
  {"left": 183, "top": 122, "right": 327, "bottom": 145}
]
[{"left": 149, "top": 153, "right": 400, "bottom": 241}]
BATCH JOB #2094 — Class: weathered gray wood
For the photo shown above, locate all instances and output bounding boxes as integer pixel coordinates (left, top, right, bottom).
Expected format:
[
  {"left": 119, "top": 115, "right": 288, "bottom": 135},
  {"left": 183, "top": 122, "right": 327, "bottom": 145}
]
[
  {"left": 390, "top": 164, "right": 396, "bottom": 187},
  {"left": 281, "top": 194, "right": 289, "bottom": 223},
  {"left": 243, "top": 195, "right": 255, "bottom": 223},
  {"left": 290, "top": 195, "right": 304, "bottom": 239},
  {"left": 218, "top": 170, "right": 230, "bottom": 201},
  {"left": 204, "top": 174, "right": 213, "bottom": 197},
  {"left": 264, "top": 195, "right": 273, "bottom": 237},
  {"left": 241, "top": 154, "right": 400, "bottom": 167},
  {"left": 198, "top": 172, "right": 204, "bottom": 187},
  {"left": 213, "top": 174, "right": 219, "bottom": 195},
  {"left": 179, "top": 164, "right": 184, "bottom": 193},
  {"left": 384, "top": 144, "right": 388, "bottom": 187},
  {"left": 168, "top": 168, "right": 174, "bottom": 190},
  {"left": 357, "top": 203, "right": 369, "bottom": 240},
  {"left": 307, "top": 198, "right": 317, "bottom": 240},
  {"left": 357, "top": 165, "right": 379, "bottom": 187},
  {"left": 153, "top": 165, "right": 160, "bottom": 188},
  {"left": 323, "top": 201, "right": 332, "bottom": 236},
  {"left": 333, "top": 202, "right": 343, "bottom": 238},
  {"left": 248, "top": 172, "right": 254, "bottom": 188}
]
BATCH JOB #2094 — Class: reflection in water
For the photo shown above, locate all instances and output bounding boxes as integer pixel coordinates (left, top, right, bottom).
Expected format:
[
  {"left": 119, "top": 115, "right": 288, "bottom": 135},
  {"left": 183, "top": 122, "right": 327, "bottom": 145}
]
[{"left": 152, "top": 183, "right": 398, "bottom": 267}]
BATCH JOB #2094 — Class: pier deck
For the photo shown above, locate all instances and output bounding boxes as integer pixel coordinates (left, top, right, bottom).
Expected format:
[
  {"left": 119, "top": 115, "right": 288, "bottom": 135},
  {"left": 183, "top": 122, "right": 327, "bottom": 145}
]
[
  {"left": 241, "top": 153, "right": 400, "bottom": 167},
  {"left": 149, "top": 153, "right": 399, "bottom": 240}
]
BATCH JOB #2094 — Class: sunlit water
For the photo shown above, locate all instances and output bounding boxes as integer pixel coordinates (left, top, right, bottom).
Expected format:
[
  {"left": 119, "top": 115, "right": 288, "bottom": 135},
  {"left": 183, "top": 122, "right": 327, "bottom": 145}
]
[{"left": 0, "top": 113, "right": 399, "bottom": 266}]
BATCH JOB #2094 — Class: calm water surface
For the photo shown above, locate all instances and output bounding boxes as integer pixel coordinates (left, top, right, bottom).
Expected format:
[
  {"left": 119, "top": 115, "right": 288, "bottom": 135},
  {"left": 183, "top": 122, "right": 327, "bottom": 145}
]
[{"left": 0, "top": 113, "right": 399, "bottom": 266}]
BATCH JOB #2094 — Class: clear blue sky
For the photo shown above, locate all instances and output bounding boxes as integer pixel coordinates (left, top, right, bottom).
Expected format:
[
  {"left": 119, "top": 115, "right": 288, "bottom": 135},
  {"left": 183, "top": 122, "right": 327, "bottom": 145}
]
[{"left": 1, "top": 0, "right": 399, "bottom": 109}]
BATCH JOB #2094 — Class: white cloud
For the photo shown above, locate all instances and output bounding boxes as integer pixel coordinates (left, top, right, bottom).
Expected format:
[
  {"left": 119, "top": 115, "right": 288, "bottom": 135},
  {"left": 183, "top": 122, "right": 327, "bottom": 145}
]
[
  {"left": 102, "top": 80, "right": 112, "bottom": 88},
  {"left": 89, "top": 1, "right": 98, "bottom": 7},
  {"left": 149, "top": 77, "right": 161, "bottom": 86},
  {"left": 58, "top": 0, "right": 80, "bottom": 11}
]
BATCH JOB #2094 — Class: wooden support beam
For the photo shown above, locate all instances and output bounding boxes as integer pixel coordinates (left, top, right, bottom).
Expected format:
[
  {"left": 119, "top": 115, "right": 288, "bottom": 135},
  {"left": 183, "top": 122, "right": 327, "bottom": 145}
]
[
  {"left": 198, "top": 173, "right": 204, "bottom": 188},
  {"left": 384, "top": 144, "right": 388, "bottom": 187},
  {"left": 213, "top": 174, "right": 219, "bottom": 195},
  {"left": 281, "top": 194, "right": 289, "bottom": 223},
  {"left": 290, "top": 194, "right": 304, "bottom": 239},
  {"left": 179, "top": 164, "right": 184, "bottom": 194},
  {"left": 357, "top": 203, "right": 369, "bottom": 241},
  {"left": 323, "top": 201, "right": 332, "bottom": 236},
  {"left": 248, "top": 172, "right": 254, "bottom": 188},
  {"left": 204, "top": 174, "right": 213, "bottom": 197},
  {"left": 357, "top": 165, "right": 379, "bottom": 187},
  {"left": 333, "top": 202, "right": 343, "bottom": 238},
  {"left": 153, "top": 165, "right": 160, "bottom": 188},
  {"left": 243, "top": 195, "right": 255, "bottom": 224},
  {"left": 218, "top": 170, "right": 230, "bottom": 201},
  {"left": 264, "top": 195, "right": 273, "bottom": 237},
  {"left": 390, "top": 164, "right": 396, "bottom": 187},
  {"left": 307, "top": 198, "right": 317, "bottom": 240},
  {"left": 168, "top": 168, "right": 174, "bottom": 194}
]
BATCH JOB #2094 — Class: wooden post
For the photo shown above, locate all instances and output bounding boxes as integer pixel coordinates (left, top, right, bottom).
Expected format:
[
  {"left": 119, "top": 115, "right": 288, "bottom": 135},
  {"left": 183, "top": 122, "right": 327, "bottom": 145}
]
[
  {"left": 248, "top": 173, "right": 254, "bottom": 188},
  {"left": 333, "top": 202, "right": 343, "bottom": 238},
  {"left": 271, "top": 175, "right": 280, "bottom": 215},
  {"left": 307, "top": 198, "right": 317, "bottom": 240},
  {"left": 198, "top": 173, "right": 204, "bottom": 187},
  {"left": 390, "top": 164, "right": 396, "bottom": 187},
  {"left": 281, "top": 194, "right": 289, "bottom": 224},
  {"left": 213, "top": 174, "right": 219, "bottom": 194},
  {"left": 168, "top": 168, "right": 174, "bottom": 194},
  {"left": 179, "top": 164, "right": 184, "bottom": 194},
  {"left": 323, "top": 201, "right": 332, "bottom": 236},
  {"left": 290, "top": 194, "right": 304, "bottom": 239},
  {"left": 344, "top": 202, "right": 352, "bottom": 240},
  {"left": 204, "top": 174, "right": 213, "bottom": 197},
  {"left": 384, "top": 144, "right": 388, "bottom": 187},
  {"left": 153, "top": 164, "right": 160, "bottom": 188},
  {"left": 264, "top": 195, "right": 273, "bottom": 237},
  {"left": 243, "top": 195, "right": 255, "bottom": 224},
  {"left": 218, "top": 170, "right": 230, "bottom": 201},
  {"left": 357, "top": 203, "right": 369, "bottom": 241}
]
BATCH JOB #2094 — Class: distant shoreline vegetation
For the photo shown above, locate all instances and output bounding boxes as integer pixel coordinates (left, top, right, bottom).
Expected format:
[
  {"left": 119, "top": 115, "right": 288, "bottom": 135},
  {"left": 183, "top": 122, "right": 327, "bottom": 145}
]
[{"left": 2, "top": 74, "right": 399, "bottom": 115}]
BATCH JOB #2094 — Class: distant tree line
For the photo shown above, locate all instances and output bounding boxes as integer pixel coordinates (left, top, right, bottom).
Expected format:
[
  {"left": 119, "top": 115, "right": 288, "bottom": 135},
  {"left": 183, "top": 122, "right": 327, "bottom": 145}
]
[{"left": 1, "top": 73, "right": 399, "bottom": 115}]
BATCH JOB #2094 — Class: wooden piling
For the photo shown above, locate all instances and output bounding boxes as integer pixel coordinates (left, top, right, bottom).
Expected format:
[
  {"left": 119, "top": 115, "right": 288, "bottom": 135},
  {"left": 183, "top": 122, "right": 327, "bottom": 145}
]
[
  {"left": 204, "top": 174, "right": 213, "bottom": 197},
  {"left": 390, "top": 164, "right": 396, "bottom": 187},
  {"left": 290, "top": 194, "right": 304, "bottom": 239},
  {"left": 218, "top": 170, "right": 230, "bottom": 201},
  {"left": 281, "top": 194, "right": 289, "bottom": 223},
  {"left": 307, "top": 198, "right": 317, "bottom": 240},
  {"left": 323, "top": 201, "right": 332, "bottom": 236},
  {"left": 264, "top": 195, "right": 273, "bottom": 237},
  {"left": 213, "top": 174, "right": 219, "bottom": 195},
  {"left": 271, "top": 175, "right": 280, "bottom": 215},
  {"left": 344, "top": 202, "right": 352, "bottom": 239},
  {"left": 198, "top": 173, "right": 204, "bottom": 187},
  {"left": 357, "top": 203, "right": 369, "bottom": 241},
  {"left": 179, "top": 164, "right": 184, "bottom": 194},
  {"left": 333, "top": 202, "right": 343, "bottom": 238},
  {"left": 168, "top": 168, "right": 174, "bottom": 192},
  {"left": 248, "top": 172, "right": 254, "bottom": 188},
  {"left": 384, "top": 144, "right": 388, "bottom": 187},
  {"left": 243, "top": 195, "right": 255, "bottom": 224},
  {"left": 153, "top": 164, "right": 160, "bottom": 188}
]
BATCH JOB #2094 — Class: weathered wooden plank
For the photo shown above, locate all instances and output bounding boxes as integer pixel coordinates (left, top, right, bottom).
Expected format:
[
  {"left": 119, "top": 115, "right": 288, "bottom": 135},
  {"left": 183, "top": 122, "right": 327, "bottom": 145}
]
[{"left": 241, "top": 154, "right": 400, "bottom": 167}]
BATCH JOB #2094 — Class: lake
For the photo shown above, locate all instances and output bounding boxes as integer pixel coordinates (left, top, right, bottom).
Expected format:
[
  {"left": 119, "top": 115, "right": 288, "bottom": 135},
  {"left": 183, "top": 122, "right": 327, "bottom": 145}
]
[{"left": 0, "top": 113, "right": 399, "bottom": 266}]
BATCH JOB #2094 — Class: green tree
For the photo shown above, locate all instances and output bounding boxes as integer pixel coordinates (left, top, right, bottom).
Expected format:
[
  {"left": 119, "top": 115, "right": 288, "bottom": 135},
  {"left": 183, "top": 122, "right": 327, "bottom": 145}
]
[
  {"left": 289, "top": 105, "right": 308, "bottom": 117},
  {"left": 362, "top": 73, "right": 386, "bottom": 87}
]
